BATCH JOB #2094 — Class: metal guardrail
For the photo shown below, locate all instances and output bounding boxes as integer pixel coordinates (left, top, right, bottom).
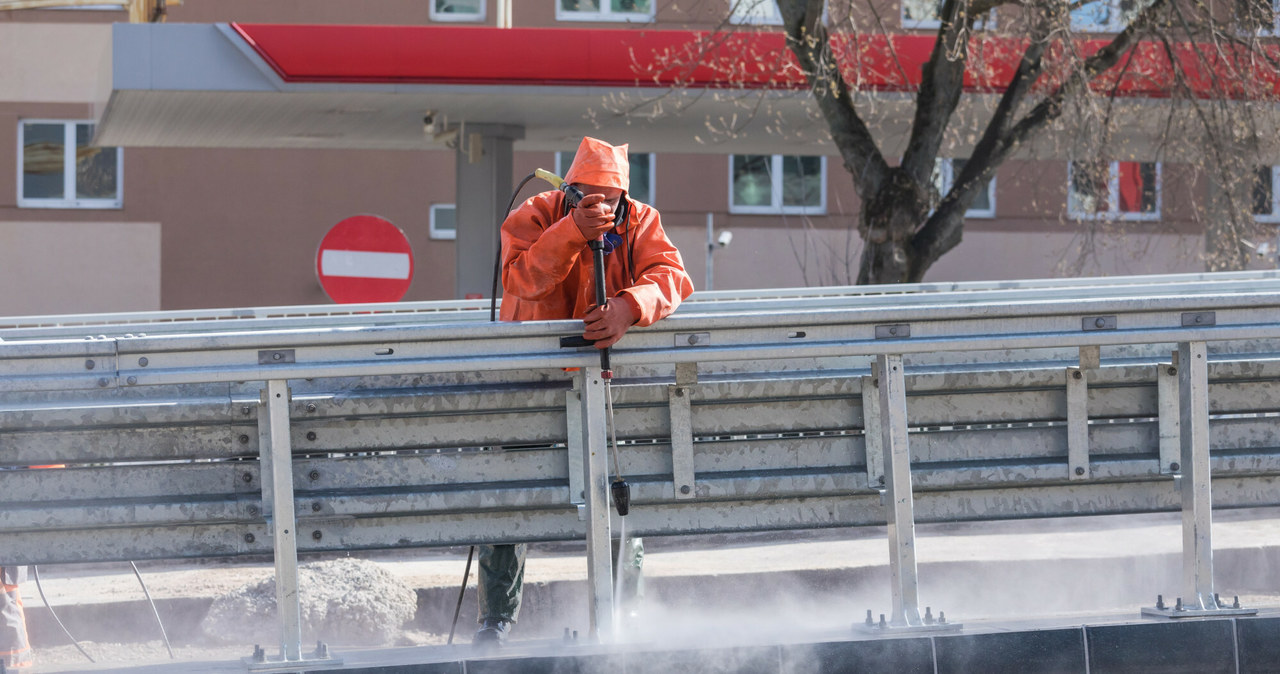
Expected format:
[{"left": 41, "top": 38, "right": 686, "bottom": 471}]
[
  {"left": 3, "top": 269, "right": 1279, "bottom": 340},
  {"left": 2, "top": 272, "right": 1279, "bottom": 666}
]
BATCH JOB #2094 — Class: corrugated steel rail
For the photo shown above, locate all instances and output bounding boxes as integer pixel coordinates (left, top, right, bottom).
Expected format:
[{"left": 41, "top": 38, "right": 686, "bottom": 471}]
[{"left": 2, "top": 271, "right": 1279, "bottom": 664}]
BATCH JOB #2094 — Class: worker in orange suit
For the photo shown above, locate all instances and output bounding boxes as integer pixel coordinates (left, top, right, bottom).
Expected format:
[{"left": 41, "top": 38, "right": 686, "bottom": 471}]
[
  {"left": 0, "top": 566, "right": 31, "bottom": 670},
  {"left": 1, "top": 464, "right": 61, "bottom": 669},
  {"left": 474, "top": 136, "right": 694, "bottom": 645}
]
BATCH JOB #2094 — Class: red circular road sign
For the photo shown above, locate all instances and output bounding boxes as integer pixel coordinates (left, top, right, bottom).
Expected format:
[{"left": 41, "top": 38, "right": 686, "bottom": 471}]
[{"left": 315, "top": 215, "right": 414, "bottom": 304}]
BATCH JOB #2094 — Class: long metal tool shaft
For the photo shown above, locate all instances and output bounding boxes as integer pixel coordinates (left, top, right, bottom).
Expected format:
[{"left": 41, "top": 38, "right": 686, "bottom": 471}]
[
  {"left": 589, "top": 239, "right": 610, "bottom": 374},
  {"left": 605, "top": 384, "right": 622, "bottom": 481},
  {"left": 589, "top": 236, "right": 630, "bottom": 519},
  {"left": 589, "top": 237, "right": 622, "bottom": 479}
]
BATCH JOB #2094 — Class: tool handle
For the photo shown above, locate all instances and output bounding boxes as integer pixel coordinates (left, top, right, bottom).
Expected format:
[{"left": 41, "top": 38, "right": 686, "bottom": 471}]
[
  {"left": 589, "top": 239, "right": 610, "bottom": 373},
  {"left": 559, "top": 336, "right": 596, "bottom": 348}
]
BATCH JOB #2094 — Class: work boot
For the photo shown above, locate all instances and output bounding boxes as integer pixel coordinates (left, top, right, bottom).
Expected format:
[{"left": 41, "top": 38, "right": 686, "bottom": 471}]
[{"left": 473, "top": 617, "right": 511, "bottom": 647}]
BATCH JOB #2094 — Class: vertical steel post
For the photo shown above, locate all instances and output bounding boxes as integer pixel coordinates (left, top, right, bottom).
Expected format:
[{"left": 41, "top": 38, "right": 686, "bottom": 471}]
[
  {"left": 1178, "top": 341, "right": 1217, "bottom": 610},
  {"left": 877, "top": 354, "right": 921, "bottom": 626},
  {"left": 578, "top": 370, "right": 614, "bottom": 640},
  {"left": 260, "top": 380, "right": 302, "bottom": 661}
]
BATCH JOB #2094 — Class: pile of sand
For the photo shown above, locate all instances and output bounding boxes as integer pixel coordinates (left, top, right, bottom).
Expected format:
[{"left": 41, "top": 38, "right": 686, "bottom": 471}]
[{"left": 200, "top": 558, "right": 417, "bottom": 646}]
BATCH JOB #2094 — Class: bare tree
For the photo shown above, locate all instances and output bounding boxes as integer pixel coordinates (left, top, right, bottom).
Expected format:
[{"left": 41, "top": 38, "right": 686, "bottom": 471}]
[{"left": 624, "top": 0, "right": 1280, "bottom": 283}]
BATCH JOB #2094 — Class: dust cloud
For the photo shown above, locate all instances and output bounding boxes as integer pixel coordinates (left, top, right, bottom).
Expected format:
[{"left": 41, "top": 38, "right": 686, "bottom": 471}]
[{"left": 200, "top": 557, "right": 417, "bottom": 647}]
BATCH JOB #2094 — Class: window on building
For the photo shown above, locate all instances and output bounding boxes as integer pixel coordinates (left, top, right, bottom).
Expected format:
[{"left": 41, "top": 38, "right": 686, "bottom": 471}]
[
  {"left": 1068, "top": 160, "right": 1161, "bottom": 220},
  {"left": 556, "top": 150, "right": 656, "bottom": 205},
  {"left": 1070, "top": 0, "right": 1146, "bottom": 32},
  {"left": 556, "top": 0, "right": 653, "bottom": 22},
  {"left": 901, "top": 0, "right": 994, "bottom": 30},
  {"left": 729, "top": 154, "right": 826, "bottom": 215},
  {"left": 1237, "top": 0, "right": 1279, "bottom": 34},
  {"left": 430, "top": 204, "right": 457, "bottom": 240},
  {"left": 931, "top": 158, "right": 996, "bottom": 218},
  {"left": 730, "top": 0, "right": 783, "bottom": 25},
  {"left": 1252, "top": 166, "right": 1280, "bottom": 223},
  {"left": 430, "top": 0, "right": 484, "bottom": 21},
  {"left": 18, "top": 120, "right": 122, "bottom": 209}
]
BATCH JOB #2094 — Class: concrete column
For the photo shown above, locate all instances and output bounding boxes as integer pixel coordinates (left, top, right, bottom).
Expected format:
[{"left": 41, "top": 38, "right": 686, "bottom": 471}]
[{"left": 455, "top": 123, "right": 525, "bottom": 299}]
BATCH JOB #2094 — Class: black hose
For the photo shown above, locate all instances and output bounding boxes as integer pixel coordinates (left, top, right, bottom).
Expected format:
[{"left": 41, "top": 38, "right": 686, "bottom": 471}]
[
  {"left": 490, "top": 172, "right": 542, "bottom": 322},
  {"left": 129, "top": 561, "right": 174, "bottom": 659},
  {"left": 446, "top": 546, "right": 476, "bottom": 646},
  {"left": 31, "top": 566, "right": 95, "bottom": 663},
  {"left": 458, "top": 170, "right": 544, "bottom": 642}
]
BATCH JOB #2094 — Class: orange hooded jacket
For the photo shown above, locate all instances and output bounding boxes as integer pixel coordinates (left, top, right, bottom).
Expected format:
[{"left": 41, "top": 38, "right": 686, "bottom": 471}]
[{"left": 500, "top": 137, "right": 693, "bottom": 326}]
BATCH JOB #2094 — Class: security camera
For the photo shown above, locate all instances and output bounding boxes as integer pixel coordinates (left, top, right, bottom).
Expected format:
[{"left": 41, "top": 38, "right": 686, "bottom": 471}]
[{"left": 717, "top": 230, "right": 733, "bottom": 248}]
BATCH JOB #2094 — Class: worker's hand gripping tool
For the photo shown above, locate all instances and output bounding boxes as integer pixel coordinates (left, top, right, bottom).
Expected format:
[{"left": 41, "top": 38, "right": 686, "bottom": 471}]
[{"left": 537, "top": 168, "right": 630, "bottom": 516}]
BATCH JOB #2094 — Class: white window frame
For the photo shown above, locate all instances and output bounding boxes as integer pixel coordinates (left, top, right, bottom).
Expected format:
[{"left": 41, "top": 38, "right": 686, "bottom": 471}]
[
  {"left": 1069, "top": 0, "right": 1146, "bottom": 33},
  {"left": 901, "top": 0, "right": 995, "bottom": 30},
  {"left": 934, "top": 158, "right": 996, "bottom": 218},
  {"left": 429, "top": 0, "right": 485, "bottom": 22},
  {"left": 729, "top": 0, "right": 783, "bottom": 25},
  {"left": 1254, "top": 166, "right": 1280, "bottom": 224},
  {"left": 556, "top": 0, "right": 654, "bottom": 23},
  {"left": 46, "top": 4, "right": 124, "bottom": 10},
  {"left": 1067, "top": 160, "right": 1162, "bottom": 221},
  {"left": 17, "top": 119, "right": 123, "bottom": 210},
  {"left": 556, "top": 151, "right": 657, "bottom": 205},
  {"left": 728, "top": 154, "right": 828, "bottom": 215},
  {"left": 429, "top": 203, "right": 457, "bottom": 240}
]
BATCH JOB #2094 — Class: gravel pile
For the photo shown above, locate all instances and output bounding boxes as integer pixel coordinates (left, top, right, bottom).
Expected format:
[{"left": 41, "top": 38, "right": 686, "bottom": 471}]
[{"left": 200, "top": 558, "right": 418, "bottom": 646}]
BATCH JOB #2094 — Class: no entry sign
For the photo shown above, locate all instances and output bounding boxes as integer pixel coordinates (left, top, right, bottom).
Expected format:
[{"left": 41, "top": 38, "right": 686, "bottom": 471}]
[{"left": 316, "top": 215, "right": 414, "bottom": 303}]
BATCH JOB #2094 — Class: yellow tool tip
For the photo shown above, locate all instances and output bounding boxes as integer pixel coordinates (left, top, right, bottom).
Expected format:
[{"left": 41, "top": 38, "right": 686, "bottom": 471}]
[{"left": 534, "top": 168, "right": 564, "bottom": 188}]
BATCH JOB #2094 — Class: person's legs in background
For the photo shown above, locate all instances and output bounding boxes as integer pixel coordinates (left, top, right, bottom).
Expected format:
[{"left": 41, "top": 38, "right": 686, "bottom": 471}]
[
  {"left": 475, "top": 543, "right": 526, "bottom": 644},
  {"left": 0, "top": 566, "right": 32, "bottom": 670}
]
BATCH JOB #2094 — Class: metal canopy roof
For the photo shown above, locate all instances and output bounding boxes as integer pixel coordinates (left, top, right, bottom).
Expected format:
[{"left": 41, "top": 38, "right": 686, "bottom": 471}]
[
  {"left": 96, "top": 23, "right": 841, "bottom": 155},
  {"left": 96, "top": 23, "right": 1280, "bottom": 160}
]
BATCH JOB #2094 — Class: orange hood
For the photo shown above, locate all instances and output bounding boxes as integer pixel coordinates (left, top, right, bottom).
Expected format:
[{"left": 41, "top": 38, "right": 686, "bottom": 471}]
[{"left": 563, "top": 136, "right": 629, "bottom": 191}]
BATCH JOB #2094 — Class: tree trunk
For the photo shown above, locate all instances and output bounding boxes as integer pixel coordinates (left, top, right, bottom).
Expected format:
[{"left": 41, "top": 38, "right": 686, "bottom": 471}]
[{"left": 856, "top": 168, "right": 932, "bottom": 285}]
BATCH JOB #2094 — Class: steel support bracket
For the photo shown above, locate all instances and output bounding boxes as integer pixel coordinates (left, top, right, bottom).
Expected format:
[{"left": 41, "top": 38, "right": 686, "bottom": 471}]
[
  {"left": 668, "top": 384, "right": 696, "bottom": 499},
  {"left": 244, "top": 650, "right": 343, "bottom": 673},
  {"left": 861, "top": 373, "right": 884, "bottom": 487},
  {"left": 1157, "top": 361, "right": 1180, "bottom": 475},
  {"left": 857, "top": 607, "right": 963, "bottom": 633},
  {"left": 1066, "top": 367, "right": 1089, "bottom": 480},
  {"left": 1142, "top": 605, "right": 1257, "bottom": 619},
  {"left": 566, "top": 386, "right": 585, "bottom": 506}
]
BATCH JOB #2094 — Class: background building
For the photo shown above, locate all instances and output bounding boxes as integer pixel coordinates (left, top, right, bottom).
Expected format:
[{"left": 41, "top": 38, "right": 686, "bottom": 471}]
[{"left": 1, "top": 0, "right": 1272, "bottom": 316}]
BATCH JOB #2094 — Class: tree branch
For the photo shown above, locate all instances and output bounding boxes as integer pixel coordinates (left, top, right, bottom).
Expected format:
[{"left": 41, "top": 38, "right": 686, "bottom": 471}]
[
  {"left": 776, "top": 0, "right": 890, "bottom": 196},
  {"left": 901, "top": 0, "right": 978, "bottom": 186},
  {"left": 911, "top": 0, "right": 1172, "bottom": 270}
]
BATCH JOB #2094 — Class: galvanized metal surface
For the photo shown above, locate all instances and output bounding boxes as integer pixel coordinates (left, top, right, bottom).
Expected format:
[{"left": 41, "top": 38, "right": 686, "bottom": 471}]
[
  {"left": 877, "top": 355, "right": 923, "bottom": 627},
  {"left": 579, "top": 372, "right": 614, "bottom": 640},
  {"left": 1178, "top": 342, "right": 1220, "bottom": 612},
  {"left": 261, "top": 380, "right": 302, "bottom": 661},
  {"left": 4, "top": 273, "right": 1280, "bottom": 653},
  {"left": 4, "top": 271, "right": 1280, "bottom": 341}
]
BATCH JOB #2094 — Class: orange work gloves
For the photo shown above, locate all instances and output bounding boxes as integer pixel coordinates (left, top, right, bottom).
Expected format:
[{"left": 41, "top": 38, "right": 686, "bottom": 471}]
[
  {"left": 582, "top": 296, "right": 639, "bottom": 350},
  {"left": 571, "top": 193, "right": 617, "bottom": 241}
]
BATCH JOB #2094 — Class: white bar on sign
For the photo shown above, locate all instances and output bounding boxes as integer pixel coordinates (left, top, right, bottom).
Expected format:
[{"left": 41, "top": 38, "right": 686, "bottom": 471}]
[{"left": 320, "top": 250, "right": 411, "bottom": 280}]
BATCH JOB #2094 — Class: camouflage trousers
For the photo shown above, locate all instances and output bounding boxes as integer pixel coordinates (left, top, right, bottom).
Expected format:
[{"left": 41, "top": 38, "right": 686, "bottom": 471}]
[{"left": 477, "top": 537, "right": 644, "bottom": 624}]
